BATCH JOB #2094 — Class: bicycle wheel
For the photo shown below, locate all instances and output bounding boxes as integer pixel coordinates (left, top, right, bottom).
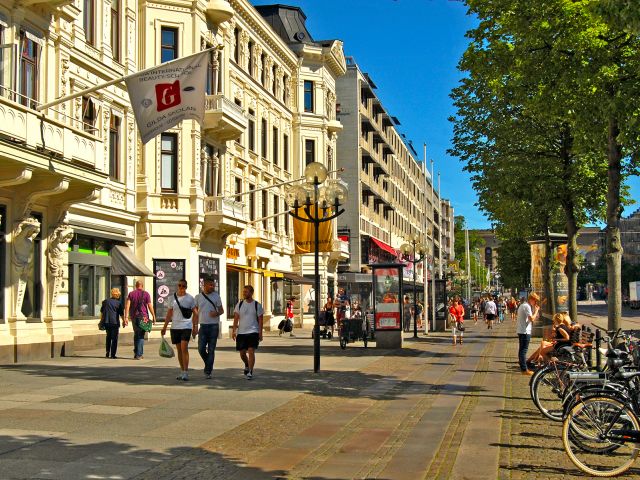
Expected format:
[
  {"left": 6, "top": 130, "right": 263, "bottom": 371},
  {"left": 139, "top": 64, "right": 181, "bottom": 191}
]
[
  {"left": 531, "top": 365, "right": 569, "bottom": 421},
  {"left": 563, "top": 395, "right": 640, "bottom": 477}
]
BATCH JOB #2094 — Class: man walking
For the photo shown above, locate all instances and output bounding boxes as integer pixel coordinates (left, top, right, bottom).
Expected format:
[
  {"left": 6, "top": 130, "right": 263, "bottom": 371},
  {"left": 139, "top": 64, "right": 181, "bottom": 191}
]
[
  {"left": 233, "top": 285, "right": 264, "bottom": 380},
  {"left": 517, "top": 292, "right": 540, "bottom": 376},
  {"left": 195, "top": 276, "right": 224, "bottom": 379},
  {"left": 124, "top": 280, "right": 156, "bottom": 360},
  {"left": 484, "top": 295, "right": 497, "bottom": 329},
  {"left": 161, "top": 279, "right": 197, "bottom": 381}
]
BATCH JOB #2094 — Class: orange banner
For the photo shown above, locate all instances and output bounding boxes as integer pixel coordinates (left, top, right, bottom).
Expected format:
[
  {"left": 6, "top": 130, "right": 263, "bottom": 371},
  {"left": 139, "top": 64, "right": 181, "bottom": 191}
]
[{"left": 293, "top": 206, "right": 333, "bottom": 254}]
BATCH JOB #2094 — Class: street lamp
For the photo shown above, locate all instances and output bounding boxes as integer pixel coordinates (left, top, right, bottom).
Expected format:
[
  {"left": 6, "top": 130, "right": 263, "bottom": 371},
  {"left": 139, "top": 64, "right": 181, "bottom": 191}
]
[
  {"left": 285, "top": 162, "right": 348, "bottom": 373},
  {"left": 400, "top": 233, "right": 427, "bottom": 339}
]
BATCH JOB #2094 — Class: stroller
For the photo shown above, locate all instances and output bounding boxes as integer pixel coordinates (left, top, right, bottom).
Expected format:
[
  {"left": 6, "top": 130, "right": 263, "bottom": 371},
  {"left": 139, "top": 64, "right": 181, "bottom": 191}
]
[{"left": 312, "top": 311, "right": 333, "bottom": 339}]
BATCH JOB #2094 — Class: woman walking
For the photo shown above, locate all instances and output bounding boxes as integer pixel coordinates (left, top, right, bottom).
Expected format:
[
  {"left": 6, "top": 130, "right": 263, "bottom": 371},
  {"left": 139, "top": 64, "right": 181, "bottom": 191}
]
[
  {"left": 449, "top": 297, "right": 465, "bottom": 346},
  {"left": 161, "top": 279, "right": 197, "bottom": 381},
  {"left": 100, "top": 288, "right": 124, "bottom": 359},
  {"left": 324, "top": 296, "right": 335, "bottom": 337}
]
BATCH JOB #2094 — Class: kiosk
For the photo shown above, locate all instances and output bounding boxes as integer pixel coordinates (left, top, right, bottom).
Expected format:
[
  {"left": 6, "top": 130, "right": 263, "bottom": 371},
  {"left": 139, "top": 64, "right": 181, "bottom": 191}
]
[{"left": 371, "top": 263, "right": 404, "bottom": 349}]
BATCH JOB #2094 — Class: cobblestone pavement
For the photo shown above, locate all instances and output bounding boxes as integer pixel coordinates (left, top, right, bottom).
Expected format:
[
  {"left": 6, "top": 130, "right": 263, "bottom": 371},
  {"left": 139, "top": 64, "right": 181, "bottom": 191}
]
[{"left": 3, "top": 313, "right": 640, "bottom": 479}]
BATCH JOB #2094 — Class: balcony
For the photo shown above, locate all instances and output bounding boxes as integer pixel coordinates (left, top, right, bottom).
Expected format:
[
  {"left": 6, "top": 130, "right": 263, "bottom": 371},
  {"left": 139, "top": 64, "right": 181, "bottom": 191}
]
[
  {"left": 330, "top": 237, "right": 350, "bottom": 262},
  {"left": 327, "top": 119, "right": 343, "bottom": 134},
  {"left": 204, "top": 197, "right": 246, "bottom": 235},
  {"left": 203, "top": 94, "right": 247, "bottom": 142}
]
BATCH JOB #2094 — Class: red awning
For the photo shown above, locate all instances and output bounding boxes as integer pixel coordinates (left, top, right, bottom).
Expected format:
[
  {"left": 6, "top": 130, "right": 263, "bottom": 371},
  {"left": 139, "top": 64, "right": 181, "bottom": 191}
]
[{"left": 370, "top": 237, "right": 398, "bottom": 257}]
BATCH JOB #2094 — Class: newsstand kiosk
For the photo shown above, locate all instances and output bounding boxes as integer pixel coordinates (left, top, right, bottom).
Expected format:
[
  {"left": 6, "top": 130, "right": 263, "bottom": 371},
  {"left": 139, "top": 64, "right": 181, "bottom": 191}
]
[{"left": 371, "top": 264, "right": 404, "bottom": 349}]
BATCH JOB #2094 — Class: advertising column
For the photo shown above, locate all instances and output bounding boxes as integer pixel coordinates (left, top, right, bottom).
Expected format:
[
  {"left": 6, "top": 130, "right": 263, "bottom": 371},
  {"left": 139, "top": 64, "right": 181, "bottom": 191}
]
[{"left": 371, "top": 264, "right": 404, "bottom": 348}]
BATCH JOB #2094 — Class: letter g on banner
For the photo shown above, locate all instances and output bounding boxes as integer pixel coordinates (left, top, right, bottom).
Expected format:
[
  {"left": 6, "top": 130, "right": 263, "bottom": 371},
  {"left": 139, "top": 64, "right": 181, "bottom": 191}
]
[{"left": 155, "top": 81, "right": 181, "bottom": 111}]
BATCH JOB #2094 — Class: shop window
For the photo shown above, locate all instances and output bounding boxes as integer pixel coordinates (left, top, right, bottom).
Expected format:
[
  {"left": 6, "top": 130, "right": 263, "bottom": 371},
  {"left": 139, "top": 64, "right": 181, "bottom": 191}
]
[
  {"left": 161, "top": 133, "right": 177, "bottom": 192},
  {"left": 19, "top": 32, "right": 39, "bottom": 108},
  {"left": 161, "top": 27, "right": 178, "bottom": 63},
  {"left": 271, "top": 279, "right": 295, "bottom": 315},
  {"left": 84, "top": 0, "right": 96, "bottom": 46},
  {"left": 67, "top": 236, "right": 112, "bottom": 318},
  {"left": 111, "top": 0, "right": 121, "bottom": 61},
  {"left": 109, "top": 114, "right": 121, "bottom": 180}
]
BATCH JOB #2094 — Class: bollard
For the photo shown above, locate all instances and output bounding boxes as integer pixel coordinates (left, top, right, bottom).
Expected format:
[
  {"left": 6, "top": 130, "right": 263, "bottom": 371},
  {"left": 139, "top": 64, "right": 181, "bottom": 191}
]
[{"left": 595, "top": 329, "right": 602, "bottom": 372}]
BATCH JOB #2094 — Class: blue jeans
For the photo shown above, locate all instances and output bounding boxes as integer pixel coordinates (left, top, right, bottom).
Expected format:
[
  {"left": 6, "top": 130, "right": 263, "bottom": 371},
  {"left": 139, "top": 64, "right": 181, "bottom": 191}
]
[
  {"left": 133, "top": 318, "right": 145, "bottom": 358},
  {"left": 198, "top": 323, "right": 219, "bottom": 375},
  {"left": 518, "top": 333, "right": 531, "bottom": 371}
]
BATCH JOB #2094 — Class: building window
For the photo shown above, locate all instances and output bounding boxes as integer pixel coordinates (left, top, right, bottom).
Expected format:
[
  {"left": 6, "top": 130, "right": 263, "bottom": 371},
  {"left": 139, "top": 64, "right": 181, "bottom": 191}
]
[
  {"left": 111, "top": 0, "right": 121, "bottom": 61},
  {"left": 82, "top": 97, "right": 97, "bottom": 133},
  {"left": 261, "top": 118, "right": 267, "bottom": 159},
  {"left": 161, "top": 133, "right": 177, "bottom": 191},
  {"left": 233, "top": 28, "right": 239, "bottom": 63},
  {"left": 260, "top": 53, "right": 266, "bottom": 85},
  {"left": 109, "top": 114, "right": 121, "bottom": 180},
  {"left": 284, "top": 213, "right": 289, "bottom": 235},
  {"left": 234, "top": 177, "right": 242, "bottom": 199},
  {"left": 204, "top": 42, "right": 214, "bottom": 94},
  {"left": 19, "top": 32, "right": 39, "bottom": 108},
  {"left": 202, "top": 144, "right": 214, "bottom": 196},
  {"left": 273, "top": 194, "right": 279, "bottom": 232},
  {"left": 249, "top": 184, "right": 255, "bottom": 221},
  {"left": 271, "top": 64, "right": 276, "bottom": 93},
  {"left": 283, "top": 75, "right": 289, "bottom": 103},
  {"left": 304, "top": 139, "right": 315, "bottom": 165},
  {"left": 283, "top": 134, "right": 289, "bottom": 172},
  {"left": 304, "top": 80, "right": 314, "bottom": 112},
  {"left": 272, "top": 126, "right": 278, "bottom": 166},
  {"left": 84, "top": 0, "right": 95, "bottom": 46},
  {"left": 248, "top": 109, "right": 255, "bottom": 152},
  {"left": 69, "top": 235, "right": 111, "bottom": 318},
  {"left": 247, "top": 41, "right": 254, "bottom": 74},
  {"left": 262, "top": 190, "right": 268, "bottom": 229},
  {"left": 161, "top": 27, "right": 178, "bottom": 63}
]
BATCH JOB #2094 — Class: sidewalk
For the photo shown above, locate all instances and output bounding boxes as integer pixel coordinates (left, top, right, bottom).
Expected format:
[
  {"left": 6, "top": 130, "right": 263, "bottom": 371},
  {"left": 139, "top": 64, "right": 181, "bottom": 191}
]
[{"left": 1, "top": 319, "right": 626, "bottom": 479}]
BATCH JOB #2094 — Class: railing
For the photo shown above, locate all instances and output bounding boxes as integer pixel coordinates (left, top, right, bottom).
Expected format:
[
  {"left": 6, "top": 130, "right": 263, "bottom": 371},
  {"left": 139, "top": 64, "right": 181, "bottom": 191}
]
[
  {"left": 204, "top": 196, "right": 246, "bottom": 220},
  {"left": 205, "top": 94, "right": 245, "bottom": 118}
]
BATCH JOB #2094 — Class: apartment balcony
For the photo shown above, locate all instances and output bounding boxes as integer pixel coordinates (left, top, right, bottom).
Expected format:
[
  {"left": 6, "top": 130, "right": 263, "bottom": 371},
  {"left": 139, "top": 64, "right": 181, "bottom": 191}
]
[
  {"left": 204, "top": 197, "right": 246, "bottom": 235},
  {"left": 0, "top": 88, "right": 106, "bottom": 210},
  {"left": 330, "top": 237, "right": 350, "bottom": 262},
  {"left": 203, "top": 94, "right": 247, "bottom": 142},
  {"left": 327, "top": 119, "right": 343, "bottom": 134}
]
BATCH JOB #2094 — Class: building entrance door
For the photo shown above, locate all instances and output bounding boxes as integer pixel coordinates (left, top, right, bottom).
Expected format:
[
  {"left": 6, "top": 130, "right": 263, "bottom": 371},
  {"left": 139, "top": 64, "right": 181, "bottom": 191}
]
[{"left": 226, "top": 269, "right": 240, "bottom": 315}]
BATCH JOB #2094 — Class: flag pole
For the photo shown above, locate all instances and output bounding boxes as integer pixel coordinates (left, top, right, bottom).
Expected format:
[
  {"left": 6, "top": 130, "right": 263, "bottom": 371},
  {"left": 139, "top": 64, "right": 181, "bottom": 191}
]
[{"left": 36, "top": 47, "right": 219, "bottom": 112}]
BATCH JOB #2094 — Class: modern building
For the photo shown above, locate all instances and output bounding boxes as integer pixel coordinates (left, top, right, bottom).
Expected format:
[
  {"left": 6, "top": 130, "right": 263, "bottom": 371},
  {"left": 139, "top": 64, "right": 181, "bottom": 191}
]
[
  {"left": 440, "top": 198, "right": 455, "bottom": 264},
  {"left": 621, "top": 209, "right": 640, "bottom": 265},
  {"left": 335, "top": 57, "right": 440, "bottom": 309}
]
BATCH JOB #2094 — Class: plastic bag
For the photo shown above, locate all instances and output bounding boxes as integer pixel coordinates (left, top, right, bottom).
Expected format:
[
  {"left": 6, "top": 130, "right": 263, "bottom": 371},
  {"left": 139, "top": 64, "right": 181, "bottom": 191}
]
[{"left": 159, "top": 336, "right": 175, "bottom": 358}]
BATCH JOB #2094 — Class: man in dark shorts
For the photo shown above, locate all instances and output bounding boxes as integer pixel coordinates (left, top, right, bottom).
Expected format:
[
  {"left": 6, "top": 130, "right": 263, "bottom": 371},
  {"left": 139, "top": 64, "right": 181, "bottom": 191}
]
[
  {"left": 233, "top": 285, "right": 264, "bottom": 380},
  {"left": 161, "top": 279, "right": 197, "bottom": 381}
]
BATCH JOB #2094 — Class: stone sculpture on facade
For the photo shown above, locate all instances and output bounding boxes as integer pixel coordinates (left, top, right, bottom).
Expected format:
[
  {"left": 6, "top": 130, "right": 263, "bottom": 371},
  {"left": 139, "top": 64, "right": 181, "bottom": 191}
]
[
  {"left": 46, "top": 224, "right": 74, "bottom": 316},
  {"left": 12, "top": 217, "right": 41, "bottom": 318}
]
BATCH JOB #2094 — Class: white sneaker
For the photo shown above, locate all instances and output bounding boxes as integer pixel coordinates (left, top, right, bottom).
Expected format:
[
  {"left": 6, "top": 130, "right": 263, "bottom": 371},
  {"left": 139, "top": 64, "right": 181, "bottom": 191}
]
[
  {"left": 246, "top": 371, "right": 253, "bottom": 380},
  {"left": 182, "top": 372, "right": 189, "bottom": 381}
]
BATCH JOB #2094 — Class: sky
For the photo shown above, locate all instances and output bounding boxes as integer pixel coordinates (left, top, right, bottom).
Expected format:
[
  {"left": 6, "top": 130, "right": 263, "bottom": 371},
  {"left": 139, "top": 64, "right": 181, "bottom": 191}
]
[{"left": 251, "top": 0, "right": 640, "bottom": 228}]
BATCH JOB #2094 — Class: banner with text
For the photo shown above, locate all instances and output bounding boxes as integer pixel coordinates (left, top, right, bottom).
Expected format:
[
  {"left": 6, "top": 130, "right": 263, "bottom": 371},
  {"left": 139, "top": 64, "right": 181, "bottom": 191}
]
[
  {"left": 126, "top": 51, "right": 209, "bottom": 144},
  {"left": 293, "top": 206, "right": 333, "bottom": 255}
]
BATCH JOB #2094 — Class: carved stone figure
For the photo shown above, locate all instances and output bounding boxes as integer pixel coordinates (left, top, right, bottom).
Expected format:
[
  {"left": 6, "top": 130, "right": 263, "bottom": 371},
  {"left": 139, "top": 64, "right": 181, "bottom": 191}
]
[
  {"left": 46, "top": 224, "right": 73, "bottom": 315},
  {"left": 12, "top": 217, "right": 40, "bottom": 318}
]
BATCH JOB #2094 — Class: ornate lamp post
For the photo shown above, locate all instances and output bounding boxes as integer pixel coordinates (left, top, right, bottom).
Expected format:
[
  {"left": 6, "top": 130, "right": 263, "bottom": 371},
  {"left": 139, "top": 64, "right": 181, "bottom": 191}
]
[
  {"left": 400, "top": 233, "right": 427, "bottom": 339},
  {"left": 285, "top": 162, "right": 348, "bottom": 373}
]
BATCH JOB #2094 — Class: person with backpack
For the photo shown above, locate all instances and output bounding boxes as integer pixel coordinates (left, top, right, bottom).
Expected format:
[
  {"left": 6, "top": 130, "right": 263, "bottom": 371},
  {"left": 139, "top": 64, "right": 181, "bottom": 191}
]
[
  {"left": 233, "top": 285, "right": 264, "bottom": 380},
  {"left": 194, "top": 276, "right": 224, "bottom": 379},
  {"left": 279, "top": 297, "right": 295, "bottom": 337},
  {"left": 160, "top": 279, "right": 197, "bottom": 381},
  {"left": 123, "top": 280, "right": 156, "bottom": 360}
]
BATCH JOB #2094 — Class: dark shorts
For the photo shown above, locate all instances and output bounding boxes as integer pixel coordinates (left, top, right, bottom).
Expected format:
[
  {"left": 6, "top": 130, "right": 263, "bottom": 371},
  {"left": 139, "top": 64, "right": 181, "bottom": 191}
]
[
  {"left": 170, "top": 328, "right": 192, "bottom": 344},
  {"left": 236, "top": 333, "right": 260, "bottom": 351},
  {"left": 486, "top": 313, "right": 496, "bottom": 320}
]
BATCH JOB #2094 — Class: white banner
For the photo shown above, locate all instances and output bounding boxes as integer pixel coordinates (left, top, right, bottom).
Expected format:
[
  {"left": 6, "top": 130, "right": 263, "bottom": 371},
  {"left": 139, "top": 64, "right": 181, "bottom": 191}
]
[{"left": 125, "top": 51, "right": 209, "bottom": 144}]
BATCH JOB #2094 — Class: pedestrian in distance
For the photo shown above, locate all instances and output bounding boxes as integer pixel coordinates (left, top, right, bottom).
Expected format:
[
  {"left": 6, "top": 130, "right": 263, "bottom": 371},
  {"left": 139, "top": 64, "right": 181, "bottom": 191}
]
[
  {"left": 516, "top": 292, "right": 541, "bottom": 376},
  {"left": 508, "top": 297, "right": 518, "bottom": 322},
  {"left": 100, "top": 287, "right": 124, "bottom": 359},
  {"left": 324, "top": 296, "right": 335, "bottom": 337},
  {"left": 449, "top": 297, "right": 465, "bottom": 346},
  {"left": 280, "top": 297, "right": 295, "bottom": 337},
  {"left": 402, "top": 295, "right": 412, "bottom": 332},
  {"left": 194, "top": 276, "right": 224, "bottom": 379},
  {"left": 161, "top": 279, "right": 197, "bottom": 381},
  {"left": 484, "top": 295, "right": 497, "bottom": 329},
  {"left": 124, "top": 280, "right": 156, "bottom": 360},
  {"left": 233, "top": 285, "right": 264, "bottom": 380}
]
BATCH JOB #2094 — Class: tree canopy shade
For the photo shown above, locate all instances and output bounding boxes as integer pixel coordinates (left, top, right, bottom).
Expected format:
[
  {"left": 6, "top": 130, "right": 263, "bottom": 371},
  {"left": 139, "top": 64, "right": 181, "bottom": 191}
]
[{"left": 450, "top": 0, "right": 640, "bottom": 328}]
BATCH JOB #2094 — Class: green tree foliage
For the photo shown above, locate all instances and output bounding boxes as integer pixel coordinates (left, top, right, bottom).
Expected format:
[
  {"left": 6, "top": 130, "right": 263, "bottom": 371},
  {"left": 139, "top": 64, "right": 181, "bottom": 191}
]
[
  {"left": 452, "top": 215, "right": 490, "bottom": 294},
  {"left": 451, "top": 0, "right": 640, "bottom": 328},
  {"left": 496, "top": 237, "right": 531, "bottom": 292}
]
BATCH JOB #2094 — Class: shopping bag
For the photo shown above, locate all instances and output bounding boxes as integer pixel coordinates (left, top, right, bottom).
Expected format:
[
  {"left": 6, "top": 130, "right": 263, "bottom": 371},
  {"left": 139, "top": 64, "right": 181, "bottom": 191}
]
[{"left": 159, "top": 336, "right": 175, "bottom": 358}]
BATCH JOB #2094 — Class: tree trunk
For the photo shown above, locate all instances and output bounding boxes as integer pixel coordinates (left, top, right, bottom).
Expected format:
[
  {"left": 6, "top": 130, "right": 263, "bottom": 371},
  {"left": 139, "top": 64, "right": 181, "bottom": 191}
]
[
  {"left": 565, "top": 216, "right": 579, "bottom": 322},
  {"left": 543, "top": 228, "right": 556, "bottom": 315},
  {"left": 606, "top": 116, "right": 623, "bottom": 331}
]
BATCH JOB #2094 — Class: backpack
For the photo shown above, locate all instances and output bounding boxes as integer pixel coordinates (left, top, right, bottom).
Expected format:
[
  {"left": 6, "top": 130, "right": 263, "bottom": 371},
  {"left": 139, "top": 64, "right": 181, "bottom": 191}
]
[{"left": 238, "top": 300, "right": 260, "bottom": 319}]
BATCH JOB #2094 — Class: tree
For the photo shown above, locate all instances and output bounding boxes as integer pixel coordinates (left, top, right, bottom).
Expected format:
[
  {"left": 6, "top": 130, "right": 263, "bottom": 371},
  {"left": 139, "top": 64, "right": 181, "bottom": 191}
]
[
  {"left": 452, "top": 215, "right": 490, "bottom": 294},
  {"left": 496, "top": 237, "right": 530, "bottom": 293},
  {"left": 451, "top": 0, "right": 639, "bottom": 328}
]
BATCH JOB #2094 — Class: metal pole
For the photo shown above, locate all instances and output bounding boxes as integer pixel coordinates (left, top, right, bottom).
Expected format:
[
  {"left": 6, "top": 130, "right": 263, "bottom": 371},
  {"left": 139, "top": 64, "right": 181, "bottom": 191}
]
[
  {"left": 595, "top": 329, "right": 602, "bottom": 372},
  {"left": 413, "top": 242, "right": 418, "bottom": 338},
  {"left": 313, "top": 204, "right": 321, "bottom": 373}
]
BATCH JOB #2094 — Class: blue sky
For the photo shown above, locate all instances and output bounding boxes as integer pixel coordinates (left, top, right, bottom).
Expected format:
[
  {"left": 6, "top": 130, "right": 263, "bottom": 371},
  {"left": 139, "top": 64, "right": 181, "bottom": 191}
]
[{"left": 251, "top": 0, "right": 639, "bottom": 228}]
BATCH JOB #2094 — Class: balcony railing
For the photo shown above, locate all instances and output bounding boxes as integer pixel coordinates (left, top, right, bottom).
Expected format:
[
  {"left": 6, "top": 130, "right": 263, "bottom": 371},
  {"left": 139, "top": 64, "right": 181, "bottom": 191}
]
[
  {"left": 203, "top": 94, "right": 248, "bottom": 142},
  {"left": 204, "top": 196, "right": 247, "bottom": 235}
]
